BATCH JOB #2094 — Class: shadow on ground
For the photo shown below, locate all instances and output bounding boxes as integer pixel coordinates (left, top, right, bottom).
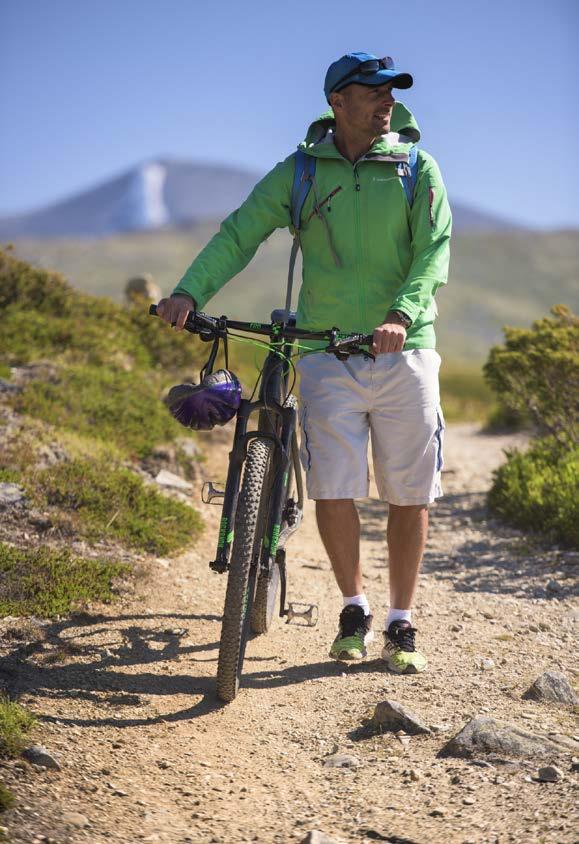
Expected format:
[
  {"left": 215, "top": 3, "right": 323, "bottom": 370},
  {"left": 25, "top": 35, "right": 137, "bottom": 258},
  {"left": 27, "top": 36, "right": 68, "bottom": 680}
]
[
  {"left": 357, "top": 492, "right": 576, "bottom": 601},
  {"left": 0, "top": 610, "right": 389, "bottom": 730}
]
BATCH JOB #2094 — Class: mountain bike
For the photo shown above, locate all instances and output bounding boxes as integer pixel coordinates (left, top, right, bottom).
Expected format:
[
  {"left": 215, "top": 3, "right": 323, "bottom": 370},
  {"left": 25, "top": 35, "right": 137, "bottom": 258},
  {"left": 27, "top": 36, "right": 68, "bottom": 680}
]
[{"left": 150, "top": 304, "right": 372, "bottom": 701}]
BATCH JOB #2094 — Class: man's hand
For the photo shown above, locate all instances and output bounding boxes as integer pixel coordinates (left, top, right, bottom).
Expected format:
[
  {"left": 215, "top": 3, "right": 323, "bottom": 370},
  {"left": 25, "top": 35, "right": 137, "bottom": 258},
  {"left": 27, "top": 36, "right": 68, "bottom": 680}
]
[
  {"left": 156, "top": 294, "right": 196, "bottom": 331},
  {"left": 371, "top": 311, "right": 407, "bottom": 355}
]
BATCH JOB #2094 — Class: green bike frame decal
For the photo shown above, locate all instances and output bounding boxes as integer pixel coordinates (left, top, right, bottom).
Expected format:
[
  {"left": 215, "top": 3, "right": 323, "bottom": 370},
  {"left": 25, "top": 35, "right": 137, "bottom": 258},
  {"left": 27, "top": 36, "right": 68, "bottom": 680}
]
[
  {"left": 249, "top": 322, "right": 262, "bottom": 329},
  {"left": 217, "top": 516, "right": 228, "bottom": 549},
  {"left": 226, "top": 530, "right": 234, "bottom": 544},
  {"left": 263, "top": 535, "right": 270, "bottom": 549},
  {"left": 270, "top": 524, "right": 281, "bottom": 557},
  {"left": 283, "top": 471, "right": 289, "bottom": 487}
]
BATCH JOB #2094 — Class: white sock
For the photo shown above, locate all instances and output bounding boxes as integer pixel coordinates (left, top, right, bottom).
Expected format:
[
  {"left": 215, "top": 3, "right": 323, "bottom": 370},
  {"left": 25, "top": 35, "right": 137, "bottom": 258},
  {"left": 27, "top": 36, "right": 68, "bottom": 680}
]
[
  {"left": 385, "top": 608, "right": 412, "bottom": 630},
  {"left": 343, "top": 593, "right": 370, "bottom": 616}
]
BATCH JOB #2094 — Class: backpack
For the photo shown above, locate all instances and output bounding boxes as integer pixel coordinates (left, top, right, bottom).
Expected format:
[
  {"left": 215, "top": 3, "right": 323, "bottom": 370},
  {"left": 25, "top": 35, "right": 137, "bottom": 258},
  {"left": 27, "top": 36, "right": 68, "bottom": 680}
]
[{"left": 282, "top": 146, "right": 420, "bottom": 322}]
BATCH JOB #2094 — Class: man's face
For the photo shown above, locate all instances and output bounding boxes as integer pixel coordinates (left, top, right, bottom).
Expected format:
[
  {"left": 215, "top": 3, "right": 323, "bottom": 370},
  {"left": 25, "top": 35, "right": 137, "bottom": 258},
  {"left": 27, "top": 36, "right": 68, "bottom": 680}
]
[{"left": 330, "top": 82, "right": 396, "bottom": 136}]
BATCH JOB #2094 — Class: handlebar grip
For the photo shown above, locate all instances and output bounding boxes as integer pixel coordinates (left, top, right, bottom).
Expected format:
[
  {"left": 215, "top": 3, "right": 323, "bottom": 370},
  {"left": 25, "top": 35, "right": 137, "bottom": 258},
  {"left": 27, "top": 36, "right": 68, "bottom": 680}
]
[{"left": 149, "top": 304, "right": 158, "bottom": 316}]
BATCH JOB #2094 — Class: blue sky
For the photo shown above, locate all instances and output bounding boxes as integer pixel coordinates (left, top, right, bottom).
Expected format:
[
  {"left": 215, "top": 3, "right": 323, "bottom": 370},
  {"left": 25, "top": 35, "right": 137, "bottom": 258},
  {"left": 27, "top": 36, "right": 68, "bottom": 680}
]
[{"left": 1, "top": 0, "right": 578, "bottom": 228}]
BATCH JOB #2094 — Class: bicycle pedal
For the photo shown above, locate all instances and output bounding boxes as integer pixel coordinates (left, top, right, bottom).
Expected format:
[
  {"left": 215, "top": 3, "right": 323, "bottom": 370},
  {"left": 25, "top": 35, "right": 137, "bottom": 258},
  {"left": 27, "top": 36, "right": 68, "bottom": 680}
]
[
  {"left": 286, "top": 602, "right": 318, "bottom": 627},
  {"left": 201, "top": 481, "right": 225, "bottom": 505}
]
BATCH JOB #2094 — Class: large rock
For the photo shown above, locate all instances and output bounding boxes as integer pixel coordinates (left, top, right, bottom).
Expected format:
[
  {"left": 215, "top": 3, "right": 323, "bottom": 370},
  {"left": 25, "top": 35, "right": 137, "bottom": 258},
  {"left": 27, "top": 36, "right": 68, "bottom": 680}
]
[
  {"left": 523, "top": 671, "right": 578, "bottom": 706},
  {"left": 439, "top": 717, "right": 567, "bottom": 760},
  {"left": 372, "top": 700, "right": 431, "bottom": 735}
]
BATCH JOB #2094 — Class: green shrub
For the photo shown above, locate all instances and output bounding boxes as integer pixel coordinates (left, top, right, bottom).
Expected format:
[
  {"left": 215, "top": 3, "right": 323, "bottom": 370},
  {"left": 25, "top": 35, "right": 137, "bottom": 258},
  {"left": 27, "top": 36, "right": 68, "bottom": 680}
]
[
  {"left": 12, "top": 364, "right": 184, "bottom": 459},
  {"left": 27, "top": 459, "right": 202, "bottom": 555},
  {"left": 488, "top": 438, "right": 579, "bottom": 547},
  {"left": 0, "top": 696, "right": 36, "bottom": 758},
  {"left": 0, "top": 246, "right": 71, "bottom": 313},
  {"left": 485, "top": 306, "right": 578, "bottom": 545},
  {"left": 0, "top": 542, "right": 130, "bottom": 617},
  {"left": 0, "top": 247, "right": 206, "bottom": 372},
  {"left": 484, "top": 305, "right": 578, "bottom": 446}
]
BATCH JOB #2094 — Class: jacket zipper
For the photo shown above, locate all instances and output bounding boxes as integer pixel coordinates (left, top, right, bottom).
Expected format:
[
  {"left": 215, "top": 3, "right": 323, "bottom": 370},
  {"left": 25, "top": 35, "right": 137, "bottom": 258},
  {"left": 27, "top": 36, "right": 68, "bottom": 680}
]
[
  {"left": 306, "top": 185, "right": 343, "bottom": 223},
  {"left": 353, "top": 164, "right": 364, "bottom": 329}
]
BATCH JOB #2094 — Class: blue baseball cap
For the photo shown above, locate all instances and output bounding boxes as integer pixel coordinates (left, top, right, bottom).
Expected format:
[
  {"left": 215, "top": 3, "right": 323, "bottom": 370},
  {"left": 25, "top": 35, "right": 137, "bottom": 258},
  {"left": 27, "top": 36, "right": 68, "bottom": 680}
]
[{"left": 324, "top": 52, "right": 413, "bottom": 101}]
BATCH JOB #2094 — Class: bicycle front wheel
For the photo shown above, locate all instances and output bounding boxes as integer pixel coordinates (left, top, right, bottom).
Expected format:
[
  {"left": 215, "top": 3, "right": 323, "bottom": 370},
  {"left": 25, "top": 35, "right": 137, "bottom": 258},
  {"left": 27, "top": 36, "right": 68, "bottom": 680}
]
[{"left": 216, "top": 437, "right": 273, "bottom": 702}]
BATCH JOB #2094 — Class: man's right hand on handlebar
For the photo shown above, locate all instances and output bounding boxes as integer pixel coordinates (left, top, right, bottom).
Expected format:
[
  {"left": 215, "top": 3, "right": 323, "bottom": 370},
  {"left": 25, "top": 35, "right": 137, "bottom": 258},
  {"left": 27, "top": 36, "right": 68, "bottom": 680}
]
[{"left": 156, "top": 293, "right": 197, "bottom": 331}]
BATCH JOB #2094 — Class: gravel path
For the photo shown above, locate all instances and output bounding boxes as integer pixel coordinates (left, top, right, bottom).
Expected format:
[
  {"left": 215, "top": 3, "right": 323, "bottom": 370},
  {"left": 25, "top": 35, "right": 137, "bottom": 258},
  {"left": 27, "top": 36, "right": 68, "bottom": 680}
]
[{"left": 1, "top": 424, "right": 577, "bottom": 844}]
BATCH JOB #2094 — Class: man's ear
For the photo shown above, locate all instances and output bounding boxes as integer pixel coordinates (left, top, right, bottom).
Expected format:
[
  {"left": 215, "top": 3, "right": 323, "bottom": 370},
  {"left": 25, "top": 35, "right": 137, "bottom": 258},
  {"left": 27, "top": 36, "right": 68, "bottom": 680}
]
[{"left": 328, "top": 91, "right": 343, "bottom": 112}]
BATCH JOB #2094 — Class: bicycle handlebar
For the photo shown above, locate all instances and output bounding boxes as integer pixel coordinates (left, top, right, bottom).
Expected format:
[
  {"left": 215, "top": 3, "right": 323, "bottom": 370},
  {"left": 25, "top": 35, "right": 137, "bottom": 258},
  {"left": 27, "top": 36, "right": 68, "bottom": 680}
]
[{"left": 148, "top": 304, "right": 374, "bottom": 353}]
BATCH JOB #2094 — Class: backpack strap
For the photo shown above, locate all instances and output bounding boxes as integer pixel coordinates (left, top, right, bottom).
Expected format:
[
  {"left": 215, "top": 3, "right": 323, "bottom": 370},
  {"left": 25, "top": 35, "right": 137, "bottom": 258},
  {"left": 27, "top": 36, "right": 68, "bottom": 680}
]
[
  {"left": 283, "top": 150, "right": 316, "bottom": 322},
  {"left": 399, "top": 145, "right": 420, "bottom": 207},
  {"left": 290, "top": 149, "right": 316, "bottom": 230}
]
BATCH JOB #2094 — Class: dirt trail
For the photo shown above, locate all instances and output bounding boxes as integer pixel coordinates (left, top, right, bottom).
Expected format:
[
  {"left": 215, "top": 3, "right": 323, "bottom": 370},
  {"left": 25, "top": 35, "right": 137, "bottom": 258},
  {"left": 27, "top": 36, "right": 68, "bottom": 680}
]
[{"left": 1, "top": 424, "right": 578, "bottom": 844}]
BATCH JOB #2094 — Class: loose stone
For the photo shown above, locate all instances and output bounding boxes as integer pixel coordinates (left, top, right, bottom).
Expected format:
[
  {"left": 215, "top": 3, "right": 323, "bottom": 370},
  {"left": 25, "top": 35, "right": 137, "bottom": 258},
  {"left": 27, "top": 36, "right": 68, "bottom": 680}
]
[
  {"left": 21, "top": 745, "right": 61, "bottom": 771},
  {"left": 322, "top": 753, "right": 360, "bottom": 769},
  {"left": 523, "top": 671, "right": 578, "bottom": 706},
  {"left": 537, "top": 765, "right": 564, "bottom": 783},
  {"left": 372, "top": 700, "right": 431, "bottom": 735}
]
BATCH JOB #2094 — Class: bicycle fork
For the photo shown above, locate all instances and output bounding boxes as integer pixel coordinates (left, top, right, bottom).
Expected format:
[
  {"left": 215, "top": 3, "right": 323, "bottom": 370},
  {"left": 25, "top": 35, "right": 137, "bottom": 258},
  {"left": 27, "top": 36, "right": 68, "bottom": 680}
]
[{"left": 208, "top": 399, "right": 301, "bottom": 575}]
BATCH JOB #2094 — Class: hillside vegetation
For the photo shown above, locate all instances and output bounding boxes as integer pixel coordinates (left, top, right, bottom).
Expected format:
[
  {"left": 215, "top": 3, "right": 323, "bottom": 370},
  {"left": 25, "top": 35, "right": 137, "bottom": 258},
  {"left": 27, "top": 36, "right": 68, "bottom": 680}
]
[
  {"left": 7, "top": 226, "right": 579, "bottom": 362},
  {"left": 485, "top": 305, "right": 579, "bottom": 547},
  {"left": 0, "top": 247, "right": 209, "bottom": 617}
]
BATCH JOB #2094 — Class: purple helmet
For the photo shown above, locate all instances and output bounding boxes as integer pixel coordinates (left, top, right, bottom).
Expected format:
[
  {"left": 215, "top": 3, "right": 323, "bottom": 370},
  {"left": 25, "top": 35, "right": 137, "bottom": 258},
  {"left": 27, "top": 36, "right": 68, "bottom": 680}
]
[{"left": 167, "top": 369, "right": 242, "bottom": 431}]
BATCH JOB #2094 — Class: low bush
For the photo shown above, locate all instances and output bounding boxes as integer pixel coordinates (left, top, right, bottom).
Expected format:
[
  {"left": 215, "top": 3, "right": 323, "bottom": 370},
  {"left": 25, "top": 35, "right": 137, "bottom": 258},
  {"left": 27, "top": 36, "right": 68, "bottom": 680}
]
[
  {"left": 0, "top": 542, "right": 130, "bottom": 617},
  {"left": 27, "top": 459, "right": 202, "bottom": 555},
  {"left": 488, "top": 438, "right": 579, "bottom": 547},
  {"left": 0, "top": 696, "right": 36, "bottom": 758},
  {"left": 13, "top": 364, "right": 183, "bottom": 460},
  {"left": 484, "top": 305, "right": 578, "bottom": 445},
  {"left": 0, "top": 248, "right": 204, "bottom": 372},
  {"left": 485, "top": 306, "right": 578, "bottom": 547}
]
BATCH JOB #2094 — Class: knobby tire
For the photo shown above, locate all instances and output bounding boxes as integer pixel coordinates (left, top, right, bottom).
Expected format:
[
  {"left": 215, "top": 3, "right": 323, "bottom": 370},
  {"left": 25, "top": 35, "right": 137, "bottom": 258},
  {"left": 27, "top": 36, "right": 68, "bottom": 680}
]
[{"left": 216, "top": 437, "right": 273, "bottom": 702}]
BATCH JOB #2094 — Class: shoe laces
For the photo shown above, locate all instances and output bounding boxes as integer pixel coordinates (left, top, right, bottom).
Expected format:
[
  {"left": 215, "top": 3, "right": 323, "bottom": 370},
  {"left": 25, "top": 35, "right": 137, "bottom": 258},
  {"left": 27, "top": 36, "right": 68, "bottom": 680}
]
[
  {"left": 339, "top": 605, "right": 369, "bottom": 638},
  {"left": 387, "top": 620, "right": 417, "bottom": 653}
]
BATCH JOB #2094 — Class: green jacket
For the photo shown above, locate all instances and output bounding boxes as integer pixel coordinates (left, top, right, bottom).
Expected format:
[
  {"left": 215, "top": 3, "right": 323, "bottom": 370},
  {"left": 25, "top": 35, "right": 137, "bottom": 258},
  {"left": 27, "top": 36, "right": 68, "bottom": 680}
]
[{"left": 173, "top": 103, "right": 452, "bottom": 350}]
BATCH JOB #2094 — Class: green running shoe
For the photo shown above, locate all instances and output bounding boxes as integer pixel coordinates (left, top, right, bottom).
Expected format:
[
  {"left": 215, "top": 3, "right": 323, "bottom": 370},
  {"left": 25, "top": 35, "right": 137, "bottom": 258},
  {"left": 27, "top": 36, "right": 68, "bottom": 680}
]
[
  {"left": 381, "top": 620, "right": 427, "bottom": 674},
  {"left": 329, "top": 605, "right": 374, "bottom": 661}
]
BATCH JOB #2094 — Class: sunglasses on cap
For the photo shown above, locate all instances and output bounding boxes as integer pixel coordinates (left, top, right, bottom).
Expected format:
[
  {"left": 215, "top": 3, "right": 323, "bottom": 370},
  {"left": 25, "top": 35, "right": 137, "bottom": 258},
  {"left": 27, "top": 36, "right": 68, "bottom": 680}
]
[{"left": 332, "top": 56, "right": 395, "bottom": 92}]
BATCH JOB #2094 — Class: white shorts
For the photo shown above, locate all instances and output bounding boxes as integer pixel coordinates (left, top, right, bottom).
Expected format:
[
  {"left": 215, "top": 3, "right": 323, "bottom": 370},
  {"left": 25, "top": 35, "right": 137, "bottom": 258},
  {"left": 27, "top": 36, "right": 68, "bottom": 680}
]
[{"left": 296, "top": 349, "right": 445, "bottom": 505}]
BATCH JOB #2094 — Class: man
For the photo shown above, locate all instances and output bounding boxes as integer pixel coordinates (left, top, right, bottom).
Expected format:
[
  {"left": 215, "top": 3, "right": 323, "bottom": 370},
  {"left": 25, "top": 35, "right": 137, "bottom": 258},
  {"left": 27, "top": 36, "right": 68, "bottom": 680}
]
[{"left": 157, "top": 52, "right": 451, "bottom": 674}]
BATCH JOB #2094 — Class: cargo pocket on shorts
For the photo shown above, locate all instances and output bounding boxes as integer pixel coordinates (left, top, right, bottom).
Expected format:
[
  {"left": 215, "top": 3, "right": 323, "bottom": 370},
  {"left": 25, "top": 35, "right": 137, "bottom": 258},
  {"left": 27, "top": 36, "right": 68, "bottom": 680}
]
[
  {"left": 435, "top": 406, "right": 445, "bottom": 472},
  {"left": 299, "top": 404, "right": 312, "bottom": 471}
]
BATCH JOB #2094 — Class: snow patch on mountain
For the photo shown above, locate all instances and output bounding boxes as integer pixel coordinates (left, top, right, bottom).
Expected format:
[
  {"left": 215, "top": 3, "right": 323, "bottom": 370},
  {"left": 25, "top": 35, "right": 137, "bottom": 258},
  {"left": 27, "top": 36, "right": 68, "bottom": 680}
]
[{"left": 118, "top": 161, "right": 169, "bottom": 230}]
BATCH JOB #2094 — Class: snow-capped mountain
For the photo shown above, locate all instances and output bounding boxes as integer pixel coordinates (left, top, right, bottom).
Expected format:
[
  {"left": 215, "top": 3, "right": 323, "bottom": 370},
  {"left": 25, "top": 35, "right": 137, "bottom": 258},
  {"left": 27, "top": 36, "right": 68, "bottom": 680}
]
[
  {"left": 0, "top": 159, "right": 263, "bottom": 239},
  {"left": 0, "top": 157, "right": 523, "bottom": 239}
]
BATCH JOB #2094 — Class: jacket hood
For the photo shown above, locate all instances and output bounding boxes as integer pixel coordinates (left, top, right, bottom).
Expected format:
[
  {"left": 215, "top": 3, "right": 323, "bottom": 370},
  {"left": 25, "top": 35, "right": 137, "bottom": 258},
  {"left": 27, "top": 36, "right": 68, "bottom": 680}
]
[{"left": 299, "top": 102, "right": 420, "bottom": 159}]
